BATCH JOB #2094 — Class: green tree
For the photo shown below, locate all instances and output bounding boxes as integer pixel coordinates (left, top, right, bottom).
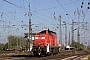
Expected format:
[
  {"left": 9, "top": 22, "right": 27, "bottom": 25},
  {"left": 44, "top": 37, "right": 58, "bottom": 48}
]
[
  {"left": 0, "top": 43, "right": 4, "bottom": 50},
  {"left": 7, "top": 35, "right": 27, "bottom": 50},
  {"left": 73, "top": 41, "right": 84, "bottom": 51},
  {"left": 3, "top": 43, "right": 8, "bottom": 50}
]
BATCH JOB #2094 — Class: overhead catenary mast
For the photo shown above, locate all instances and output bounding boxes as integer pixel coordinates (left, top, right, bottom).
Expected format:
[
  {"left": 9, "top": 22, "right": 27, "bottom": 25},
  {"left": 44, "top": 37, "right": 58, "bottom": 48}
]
[
  {"left": 59, "top": 15, "right": 62, "bottom": 47},
  {"left": 8, "top": 22, "right": 10, "bottom": 49},
  {"left": 71, "top": 20, "right": 74, "bottom": 47},
  {"left": 28, "top": 3, "right": 32, "bottom": 52},
  {"left": 77, "top": 28, "right": 80, "bottom": 50},
  {"left": 68, "top": 31, "right": 70, "bottom": 46},
  {"left": 63, "top": 21, "right": 67, "bottom": 46}
]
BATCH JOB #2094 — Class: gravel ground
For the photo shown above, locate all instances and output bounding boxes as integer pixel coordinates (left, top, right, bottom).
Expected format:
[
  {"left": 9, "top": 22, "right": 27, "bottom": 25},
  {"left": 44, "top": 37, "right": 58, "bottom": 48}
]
[{"left": 0, "top": 50, "right": 90, "bottom": 60}]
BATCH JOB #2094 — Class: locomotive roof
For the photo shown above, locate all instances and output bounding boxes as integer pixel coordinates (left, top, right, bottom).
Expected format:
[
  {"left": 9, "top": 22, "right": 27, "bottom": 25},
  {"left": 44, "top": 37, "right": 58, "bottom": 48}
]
[{"left": 39, "top": 29, "right": 56, "bottom": 35}]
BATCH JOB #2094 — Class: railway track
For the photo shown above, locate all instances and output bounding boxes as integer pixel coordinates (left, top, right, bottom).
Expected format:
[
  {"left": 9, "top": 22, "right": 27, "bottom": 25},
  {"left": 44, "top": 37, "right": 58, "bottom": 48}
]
[
  {"left": 0, "top": 50, "right": 90, "bottom": 60},
  {"left": 0, "top": 54, "right": 88, "bottom": 60}
]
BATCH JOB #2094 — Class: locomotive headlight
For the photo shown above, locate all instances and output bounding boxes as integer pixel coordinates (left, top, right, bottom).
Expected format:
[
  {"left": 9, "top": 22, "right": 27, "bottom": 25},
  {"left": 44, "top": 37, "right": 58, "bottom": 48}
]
[
  {"left": 42, "top": 37, "right": 45, "bottom": 39},
  {"left": 35, "top": 37, "right": 38, "bottom": 39}
]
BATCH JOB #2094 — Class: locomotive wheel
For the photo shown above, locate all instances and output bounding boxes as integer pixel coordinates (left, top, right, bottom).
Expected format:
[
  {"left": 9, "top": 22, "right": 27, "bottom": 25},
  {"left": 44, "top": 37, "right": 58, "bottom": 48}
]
[{"left": 33, "top": 51, "right": 38, "bottom": 56}]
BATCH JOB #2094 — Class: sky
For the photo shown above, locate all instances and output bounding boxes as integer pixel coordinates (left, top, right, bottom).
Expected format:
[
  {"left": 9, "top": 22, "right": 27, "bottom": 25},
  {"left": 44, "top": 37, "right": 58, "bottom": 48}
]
[{"left": 0, "top": 0, "right": 90, "bottom": 46}]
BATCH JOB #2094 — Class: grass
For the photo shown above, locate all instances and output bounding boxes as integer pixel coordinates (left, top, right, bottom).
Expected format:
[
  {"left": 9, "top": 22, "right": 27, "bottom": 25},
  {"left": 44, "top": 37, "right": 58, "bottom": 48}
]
[
  {"left": 16, "top": 51, "right": 31, "bottom": 55},
  {"left": 88, "top": 57, "right": 90, "bottom": 60}
]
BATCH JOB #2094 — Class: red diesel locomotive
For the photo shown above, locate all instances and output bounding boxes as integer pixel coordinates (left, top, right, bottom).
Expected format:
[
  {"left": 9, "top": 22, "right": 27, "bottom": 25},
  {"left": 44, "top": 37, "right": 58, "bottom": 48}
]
[{"left": 32, "top": 29, "right": 60, "bottom": 56}]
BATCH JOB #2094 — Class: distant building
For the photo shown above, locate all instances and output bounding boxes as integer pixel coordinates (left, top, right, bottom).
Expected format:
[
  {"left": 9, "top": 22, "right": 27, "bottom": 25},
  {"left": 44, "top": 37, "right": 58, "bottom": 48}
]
[
  {"left": 24, "top": 32, "right": 39, "bottom": 40},
  {"left": 24, "top": 32, "right": 39, "bottom": 51}
]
